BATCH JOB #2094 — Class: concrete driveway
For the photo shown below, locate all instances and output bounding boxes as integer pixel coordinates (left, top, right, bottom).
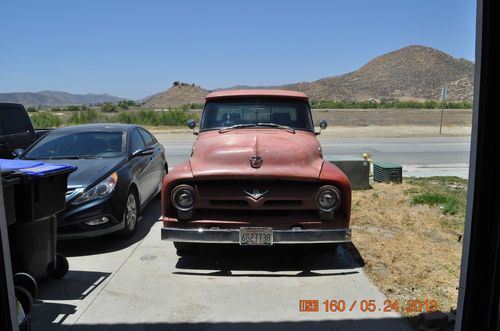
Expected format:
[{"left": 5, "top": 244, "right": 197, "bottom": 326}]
[{"left": 31, "top": 199, "right": 411, "bottom": 331}]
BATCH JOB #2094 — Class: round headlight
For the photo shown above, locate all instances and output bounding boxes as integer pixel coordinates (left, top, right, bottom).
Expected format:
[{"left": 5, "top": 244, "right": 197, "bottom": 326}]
[
  {"left": 171, "top": 185, "right": 196, "bottom": 211},
  {"left": 316, "top": 186, "right": 341, "bottom": 212}
]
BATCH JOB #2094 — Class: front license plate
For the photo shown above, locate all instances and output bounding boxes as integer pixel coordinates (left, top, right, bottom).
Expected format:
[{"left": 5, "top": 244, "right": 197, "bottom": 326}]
[{"left": 239, "top": 227, "right": 273, "bottom": 246}]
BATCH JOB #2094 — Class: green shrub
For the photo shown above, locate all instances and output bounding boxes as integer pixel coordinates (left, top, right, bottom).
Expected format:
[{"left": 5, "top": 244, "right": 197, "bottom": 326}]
[
  {"left": 157, "top": 108, "right": 193, "bottom": 126},
  {"left": 111, "top": 108, "right": 194, "bottom": 126},
  {"left": 101, "top": 102, "right": 117, "bottom": 112},
  {"left": 68, "top": 109, "right": 104, "bottom": 124},
  {"left": 117, "top": 100, "right": 135, "bottom": 109},
  {"left": 30, "top": 112, "right": 63, "bottom": 128},
  {"left": 63, "top": 105, "right": 81, "bottom": 112},
  {"left": 412, "top": 193, "right": 460, "bottom": 215}
]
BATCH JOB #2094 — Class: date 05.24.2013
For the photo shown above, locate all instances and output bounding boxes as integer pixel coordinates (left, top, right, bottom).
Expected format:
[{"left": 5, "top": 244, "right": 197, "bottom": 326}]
[{"left": 299, "top": 299, "right": 438, "bottom": 314}]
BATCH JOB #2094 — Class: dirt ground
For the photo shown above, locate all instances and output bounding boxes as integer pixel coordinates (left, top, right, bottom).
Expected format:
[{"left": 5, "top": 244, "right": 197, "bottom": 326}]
[
  {"left": 312, "top": 109, "right": 472, "bottom": 127},
  {"left": 351, "top": 179, "right": 466, "bottom": 316}
]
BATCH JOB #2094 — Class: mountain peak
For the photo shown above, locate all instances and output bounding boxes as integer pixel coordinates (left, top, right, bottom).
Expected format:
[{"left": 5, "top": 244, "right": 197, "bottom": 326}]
[{"left": 143, "top": 83, "right": 209, "bottom": 108}]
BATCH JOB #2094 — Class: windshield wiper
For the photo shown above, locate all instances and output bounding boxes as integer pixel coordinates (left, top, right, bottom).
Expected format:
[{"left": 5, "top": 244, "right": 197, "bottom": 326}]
[
  {"left": 256, "top": 122, "right": 295, "bottom": 133},
  {"left": 219, "top": 123, "right": 257, "bottom": 133},
  {"left": 48, "top": 155, "right": 81, "bottom": 160}
]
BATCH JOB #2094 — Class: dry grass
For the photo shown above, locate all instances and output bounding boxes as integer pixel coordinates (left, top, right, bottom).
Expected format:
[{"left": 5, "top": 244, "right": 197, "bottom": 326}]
[{"left": 351, "top": 177, "right": 467, "bottom": 315}]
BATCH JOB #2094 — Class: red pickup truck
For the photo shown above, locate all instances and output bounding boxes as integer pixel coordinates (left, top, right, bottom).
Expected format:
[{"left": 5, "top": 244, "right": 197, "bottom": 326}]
[{"left": 160, "top": 89, "right": 351, "bottom": 254}]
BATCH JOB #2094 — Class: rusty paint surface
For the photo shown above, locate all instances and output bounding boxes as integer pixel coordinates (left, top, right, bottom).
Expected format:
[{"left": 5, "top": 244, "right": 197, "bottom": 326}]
[
  {"left": 161, "top": 91, "right": 351, "bottom": 230},
  {"left": 205, "top": 89, "right": 308, "bottom": 101}
]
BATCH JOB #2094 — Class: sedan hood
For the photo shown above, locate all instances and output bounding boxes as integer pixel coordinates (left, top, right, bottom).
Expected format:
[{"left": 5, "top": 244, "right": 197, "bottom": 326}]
[
  {"left": 190, "top": 129, "right": 324, "bottom": 181},
  {"left": 43, "top": 157, "right": 125, "bottom": 188}
]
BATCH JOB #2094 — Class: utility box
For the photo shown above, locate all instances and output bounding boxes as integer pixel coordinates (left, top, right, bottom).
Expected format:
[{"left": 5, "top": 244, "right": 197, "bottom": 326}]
[
  {"left": 324, "top": 155, "right": 370, "bottom": 190},
  {"left": 373, "top": 161, "right": 403, "bottom": 183}
]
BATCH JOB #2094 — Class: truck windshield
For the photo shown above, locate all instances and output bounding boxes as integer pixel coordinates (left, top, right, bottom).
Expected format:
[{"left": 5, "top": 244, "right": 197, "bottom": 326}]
[{"left": 200, "top": 98, "right": 314, "bottom": 132}]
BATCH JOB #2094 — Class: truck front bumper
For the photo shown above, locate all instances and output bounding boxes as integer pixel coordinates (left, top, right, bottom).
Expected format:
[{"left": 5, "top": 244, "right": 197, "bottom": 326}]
[{"left": 161, "top": 227, "right": 351, "bottom": 244}]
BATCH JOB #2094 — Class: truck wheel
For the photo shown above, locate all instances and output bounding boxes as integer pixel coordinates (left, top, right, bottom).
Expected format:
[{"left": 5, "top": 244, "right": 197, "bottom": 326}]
[
  {"left": 174, "top": 242, "right": 195, "bottom": 256},
  {"left": 14, "top": 273, "right": 38, "bottom": 298},
  {"left": 51, "top": 253, "right": 69, "bottom": 279},
  {"left": 15, "top": 286, "right": 34, "bottom": 315}
]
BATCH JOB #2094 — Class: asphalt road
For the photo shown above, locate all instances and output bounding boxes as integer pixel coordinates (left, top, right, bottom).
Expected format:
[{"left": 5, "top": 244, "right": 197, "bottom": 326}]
[
  {"left": 161, "top": 136, "right": 471, "bottom": 178},
  {"left": 32, "top": 199, "right": 411, "bottom": 331}
]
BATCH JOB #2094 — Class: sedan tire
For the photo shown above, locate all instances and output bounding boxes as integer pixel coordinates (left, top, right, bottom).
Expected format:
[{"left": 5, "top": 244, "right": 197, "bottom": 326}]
[{"left": 117, "top": 189, "right": 139, "bottom": 238}]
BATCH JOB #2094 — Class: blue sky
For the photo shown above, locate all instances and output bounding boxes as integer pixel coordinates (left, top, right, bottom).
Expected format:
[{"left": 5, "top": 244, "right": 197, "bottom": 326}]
[{"left": 0, "top": 0, "right": 476, "bottom": 99}]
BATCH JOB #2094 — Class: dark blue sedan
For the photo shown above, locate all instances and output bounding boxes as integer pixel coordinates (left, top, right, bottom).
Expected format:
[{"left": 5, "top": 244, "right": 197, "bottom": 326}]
[{"left": 20, "top": 124, "right": 167, "bottom": 239}]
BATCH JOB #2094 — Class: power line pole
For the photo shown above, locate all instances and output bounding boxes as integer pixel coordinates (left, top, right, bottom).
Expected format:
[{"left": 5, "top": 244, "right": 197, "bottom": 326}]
[{"left": 439, "top": 83, "right": 448, "bottom": 135}]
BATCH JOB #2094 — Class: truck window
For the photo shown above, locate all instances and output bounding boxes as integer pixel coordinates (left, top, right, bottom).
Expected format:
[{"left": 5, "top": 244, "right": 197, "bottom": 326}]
[{"left": 0, "top": 106, "right": 30, "bottom": 135}]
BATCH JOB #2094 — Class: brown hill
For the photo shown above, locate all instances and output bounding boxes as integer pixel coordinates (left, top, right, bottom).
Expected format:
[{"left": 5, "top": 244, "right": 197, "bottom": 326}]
[
  {"left": 143, "top": 84, "right": 209, "bottom": 108},
  {"left": 143, "top": 46, "right": 474, "bottom": 106},
  {"left": 282, "top": 45, "right": 474, "bottom": 101}
]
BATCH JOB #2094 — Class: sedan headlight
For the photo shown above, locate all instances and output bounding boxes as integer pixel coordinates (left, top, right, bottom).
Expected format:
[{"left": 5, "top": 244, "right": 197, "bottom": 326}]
[
  {"left": 316, "top": 185, "right": 341, "bottom": 212},
  {"left": 171, "top": 185, "right": 196, "bottom": 211},
  {"left": 73, "top": 173, "right": 118, "bottom": 205}
]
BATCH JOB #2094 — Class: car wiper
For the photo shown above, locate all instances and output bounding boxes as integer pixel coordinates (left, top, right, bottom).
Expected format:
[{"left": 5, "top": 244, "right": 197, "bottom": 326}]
[
  {"left": 218, "top": 123, "right": 257, "bottom": 133},
  {"left": 256, "top": 122, "right": 295, "bottom": 133},
  {"left": 49, "top": 155, "right": 81, "bottom": 160}
]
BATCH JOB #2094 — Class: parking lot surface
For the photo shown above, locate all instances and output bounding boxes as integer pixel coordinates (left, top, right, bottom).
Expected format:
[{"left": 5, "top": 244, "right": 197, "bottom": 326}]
[{"left": 32, "top": 199, "right": 411, "bottom": 331}]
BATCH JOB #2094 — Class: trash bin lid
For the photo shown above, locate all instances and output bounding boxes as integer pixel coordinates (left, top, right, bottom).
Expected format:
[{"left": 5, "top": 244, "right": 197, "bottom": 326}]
[
  {"left": 0, "top": 159, "right": 44, "bottom": 171},
  {"left": 0, "top": 159, "right": 76, "bottom": 177},
  {"left": 17, "top": 164, "right": 76, "bottom": 177}
]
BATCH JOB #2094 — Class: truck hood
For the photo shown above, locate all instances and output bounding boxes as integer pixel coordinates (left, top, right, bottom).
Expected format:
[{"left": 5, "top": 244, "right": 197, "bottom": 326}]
[{"left": 190, "top": 129, "right": 324, "bottom": 180}]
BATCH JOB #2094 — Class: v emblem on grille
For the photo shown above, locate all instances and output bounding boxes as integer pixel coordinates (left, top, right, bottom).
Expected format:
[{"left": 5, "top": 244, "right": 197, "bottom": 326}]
[{"left": 243, "top": 188, "right": 269, "bottom": 200}]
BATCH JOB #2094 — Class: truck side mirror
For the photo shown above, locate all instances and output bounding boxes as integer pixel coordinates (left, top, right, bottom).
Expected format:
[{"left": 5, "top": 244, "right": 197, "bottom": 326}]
[
  {"left": 316, "top": 120, "right": 328, "bottom": 135},
  {"left": 319, "top": 120, "right": 328, "bottom": 130},
  {"left": 187, "top": 119, "right": 196, "bottom": 130}
]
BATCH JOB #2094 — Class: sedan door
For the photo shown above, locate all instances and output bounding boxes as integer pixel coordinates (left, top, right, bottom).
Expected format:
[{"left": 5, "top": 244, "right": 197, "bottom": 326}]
[
  {"left": 128, "top": 129, "right": 151, "bottom": 205},
  {"left": 138, "top": 128, "right": 165, "bottom": 195}
]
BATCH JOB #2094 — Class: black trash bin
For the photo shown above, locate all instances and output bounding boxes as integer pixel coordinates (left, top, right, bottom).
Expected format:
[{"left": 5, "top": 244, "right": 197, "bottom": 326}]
[
  {"left": 0, "top": 169, "right": 21, "bottom": 226},
  {"left": 1, "top": 158, "right": 75, "bottom": 308}
]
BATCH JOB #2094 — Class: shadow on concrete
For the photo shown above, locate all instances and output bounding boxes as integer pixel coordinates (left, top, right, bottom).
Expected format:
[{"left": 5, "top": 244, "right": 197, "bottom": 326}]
[
  {"left": 36, "top": 270, "right": 111, "bottom": 301},
  {"left": 31, "top": 301, "right": 77, "bottom": 331},
  {"left": 174, "top": 242, "right": 365, "bottom": 277},
  {"left": 57, "top": 199, "right": 162, "bottom": 257},
  {"left": 32, "top": 270, "right": 111, "bottom": 330}
]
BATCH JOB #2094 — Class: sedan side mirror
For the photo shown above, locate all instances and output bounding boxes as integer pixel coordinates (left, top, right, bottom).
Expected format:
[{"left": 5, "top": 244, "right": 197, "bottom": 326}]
[
  {"left": 13, "top": 148, "right": 24, "bottom": 157},
  {"left": 316, "top": 120, "right": 328, "bottom": 135},
  {"left": 132, "top": 147, "right": 154, "bottom": 158}
]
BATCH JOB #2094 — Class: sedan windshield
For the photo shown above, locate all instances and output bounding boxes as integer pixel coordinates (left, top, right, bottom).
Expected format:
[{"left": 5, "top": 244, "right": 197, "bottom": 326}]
[
  {"left": 23, "top": 131, "right": 126, "bottom": 159},
  {"left": 200, "top": 98, "right": 314, "bottom": 132}
]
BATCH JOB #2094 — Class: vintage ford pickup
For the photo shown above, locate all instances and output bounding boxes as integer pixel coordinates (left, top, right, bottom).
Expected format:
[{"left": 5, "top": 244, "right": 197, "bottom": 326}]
[{"left": 160, "top": 89, "right": 351, "bottom": 253}]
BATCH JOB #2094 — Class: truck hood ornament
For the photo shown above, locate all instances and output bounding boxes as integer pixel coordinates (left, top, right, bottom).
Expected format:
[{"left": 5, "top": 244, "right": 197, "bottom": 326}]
[
  {"left": 243, "top": 188, "right": 268, "bottom": 200},
  {"left": 250, "top": 156, "right": 263, "bottom": 168}
]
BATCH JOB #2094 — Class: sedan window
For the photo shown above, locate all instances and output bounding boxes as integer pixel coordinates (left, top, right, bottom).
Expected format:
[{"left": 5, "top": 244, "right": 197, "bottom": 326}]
[
  {"left": 138, "top": 128, "right": 156, "bottom": 146},
  {"left": 130, "top": 129, "right": 145, "bottom": 153}
]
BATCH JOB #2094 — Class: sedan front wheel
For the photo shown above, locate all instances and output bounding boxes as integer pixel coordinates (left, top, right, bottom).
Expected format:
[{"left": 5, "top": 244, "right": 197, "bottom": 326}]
[{"left": 117, "top": 190, "right": 139, "bottom": 238}]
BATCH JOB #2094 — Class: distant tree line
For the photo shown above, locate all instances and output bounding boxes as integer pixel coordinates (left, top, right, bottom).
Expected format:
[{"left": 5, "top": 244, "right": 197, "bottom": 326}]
[
  {"left": 30, "top": 104, "right": 198, "bottom": 128},
  {"left": 172, "top": 81, "right": 198, "bottom": 88},
  {"left": 310, "top": 99, "right": 473, "bottom": 109}
]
